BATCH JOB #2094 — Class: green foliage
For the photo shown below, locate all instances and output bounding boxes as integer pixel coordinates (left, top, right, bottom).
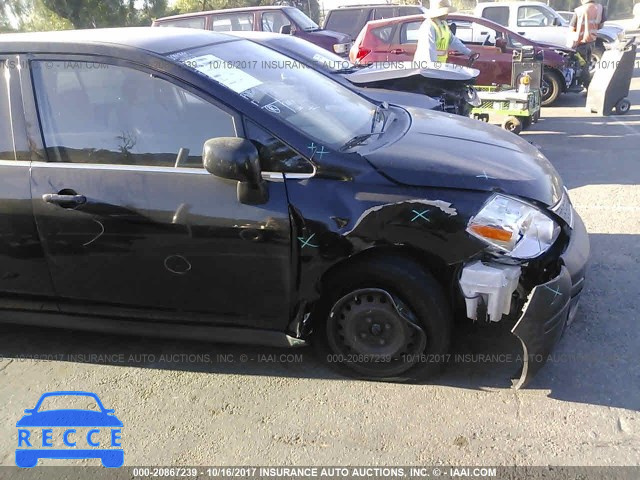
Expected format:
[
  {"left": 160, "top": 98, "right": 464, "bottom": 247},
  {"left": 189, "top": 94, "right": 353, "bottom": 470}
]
[{"left": 3, "top": 0, "right": 323, "bottom": 31}]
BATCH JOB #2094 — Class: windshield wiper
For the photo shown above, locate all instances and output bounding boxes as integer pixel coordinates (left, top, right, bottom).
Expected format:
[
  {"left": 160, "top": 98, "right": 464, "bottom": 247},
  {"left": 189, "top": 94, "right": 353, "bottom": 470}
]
[
  {"left": 371, "top": 101, "right": 389, "bottom": 133},
  {"left": 340, "top": 132, "right": 385, "bottom": 151}
]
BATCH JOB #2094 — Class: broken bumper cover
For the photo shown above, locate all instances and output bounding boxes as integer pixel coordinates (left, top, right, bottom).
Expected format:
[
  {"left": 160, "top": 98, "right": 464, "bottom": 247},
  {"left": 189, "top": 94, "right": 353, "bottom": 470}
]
[{"left": 511, "top": 211, "right": 590, "bottom": 389}]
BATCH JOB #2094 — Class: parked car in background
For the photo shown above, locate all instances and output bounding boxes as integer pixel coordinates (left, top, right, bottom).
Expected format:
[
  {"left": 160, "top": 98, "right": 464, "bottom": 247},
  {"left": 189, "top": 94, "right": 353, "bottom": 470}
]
[
  {"left": 0, "top": 27, "right": 588, "bottom": 389},
  {"left": 227, "top": 31, "right": 441, "bottom": 112},
  {"left": 153, "top": 6, "right": 352, "bottom": 56},
  {"left": 349, "top": 13, "right": 584, "bottom": 105},
  {"left": 473, "top": 1, "right": 624, "bottom": 67},
  {"left": 323, "top": 3, "right": 426, "bottom": 40}
]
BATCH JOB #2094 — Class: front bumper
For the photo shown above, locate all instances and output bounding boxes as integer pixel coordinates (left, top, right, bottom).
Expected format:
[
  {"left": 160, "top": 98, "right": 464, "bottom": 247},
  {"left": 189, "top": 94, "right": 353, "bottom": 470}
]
[{"left": 511, "top": 209, "right": 590, "bottom": 388}]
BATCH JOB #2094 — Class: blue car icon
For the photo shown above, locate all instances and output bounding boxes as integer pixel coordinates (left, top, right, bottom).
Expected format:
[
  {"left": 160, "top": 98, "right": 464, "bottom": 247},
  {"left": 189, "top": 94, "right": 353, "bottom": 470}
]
[{"left": 16, "top": 391, "right": 123, "bottom": 468}]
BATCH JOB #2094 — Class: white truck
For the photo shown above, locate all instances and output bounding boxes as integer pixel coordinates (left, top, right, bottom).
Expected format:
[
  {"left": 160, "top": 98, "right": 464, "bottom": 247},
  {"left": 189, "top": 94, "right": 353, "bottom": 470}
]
[{"left": 472, "top": 1, "right": 624, "bottom": 66}]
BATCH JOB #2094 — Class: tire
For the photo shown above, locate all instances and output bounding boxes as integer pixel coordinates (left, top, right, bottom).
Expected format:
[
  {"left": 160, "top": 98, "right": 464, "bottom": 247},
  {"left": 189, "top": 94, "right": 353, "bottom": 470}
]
[
  {"left": 590, "top": 45, "right": 604, "bottom": 75},
  {"left": 615, "top": 98, "right": 631, "bottom": 115},
  {"left": 541, "top": 71, "right": 562, "bottom": 106},
  {"left": 313, "top": 255, "right": 452, "bottom": 382},
  {"left": 502, "top": 116, "right": 522, "bottom": 134}
]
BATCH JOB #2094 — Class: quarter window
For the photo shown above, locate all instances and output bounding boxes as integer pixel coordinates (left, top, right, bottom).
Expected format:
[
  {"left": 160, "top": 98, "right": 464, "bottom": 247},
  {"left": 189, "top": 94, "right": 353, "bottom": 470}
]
[
  {"left": 262, "top": 11, "right": 291, "bottom": 33},
  {"left": 157, "top": 17, "right": 206, "bottom": 29},
  {"left": 32, "top": 61, "right": 236, "bottom": 167},
  {"left": 245, "top": 120, "right": 313, "bottom": 174}
]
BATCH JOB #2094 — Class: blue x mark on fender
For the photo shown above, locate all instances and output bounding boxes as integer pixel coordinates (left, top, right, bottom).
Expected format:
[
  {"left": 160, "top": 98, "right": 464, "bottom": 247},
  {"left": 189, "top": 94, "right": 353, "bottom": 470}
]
[
  {"left": 297, "top": 233, "right": 319, "bottom": 249},
  {"left": 543, "top": 284, "right": 563, "bottom": 303},
  {"left": 411, "top": 209, "right": 431, "bottom": 222}
]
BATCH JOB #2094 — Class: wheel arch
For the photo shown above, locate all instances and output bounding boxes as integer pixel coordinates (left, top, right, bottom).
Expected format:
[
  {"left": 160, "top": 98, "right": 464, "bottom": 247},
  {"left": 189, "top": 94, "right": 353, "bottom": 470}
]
[
  {"left": 313, "top": 244, "right": 453, "bottom": 315},
  {"left": 544, "top": 66, "right": 566, "bottom": 93}
]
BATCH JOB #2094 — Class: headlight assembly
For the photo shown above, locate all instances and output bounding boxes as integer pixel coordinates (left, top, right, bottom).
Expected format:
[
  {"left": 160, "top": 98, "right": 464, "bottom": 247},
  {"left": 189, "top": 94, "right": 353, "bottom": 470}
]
[
  {"left": 467, "top": 194, "right": 560, "bottom": 259},
  {"left": 464, "top": 86, "right": 481, "bottom": 107}
]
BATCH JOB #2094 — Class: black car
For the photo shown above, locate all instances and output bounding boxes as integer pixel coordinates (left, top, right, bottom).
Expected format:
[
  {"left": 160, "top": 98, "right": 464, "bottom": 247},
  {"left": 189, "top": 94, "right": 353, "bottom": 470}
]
[
  {"left": 0, "top": 27, "right": 588, "bottom": 388},
  {"left": 323, "top": 4, "right": 425, "bottom": 40}
]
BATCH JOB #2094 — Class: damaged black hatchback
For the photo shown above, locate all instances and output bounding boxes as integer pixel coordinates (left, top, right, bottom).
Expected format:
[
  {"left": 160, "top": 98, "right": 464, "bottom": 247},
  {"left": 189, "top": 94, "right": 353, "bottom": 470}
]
[{"left": 0, "top": 28, "right": 588, "bottom": 388}]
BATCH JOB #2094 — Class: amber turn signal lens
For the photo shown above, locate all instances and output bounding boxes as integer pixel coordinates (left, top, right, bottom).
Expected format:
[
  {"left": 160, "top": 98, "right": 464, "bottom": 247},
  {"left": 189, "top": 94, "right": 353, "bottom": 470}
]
[{"left": 469, "top": 224, "right": 513, "bottom": 242}]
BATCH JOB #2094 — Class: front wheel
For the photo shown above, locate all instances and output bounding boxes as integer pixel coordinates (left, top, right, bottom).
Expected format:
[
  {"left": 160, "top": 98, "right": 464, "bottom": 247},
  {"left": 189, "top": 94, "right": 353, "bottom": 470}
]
[
  {"left": 502, "top": 116, "right": 522, "bottom": 134},
  {"left": 541, "top": 71, "right": 562, "bottom": 106},
  {"left": 313, "top": 256, "right": 452, "bottom": 382}
]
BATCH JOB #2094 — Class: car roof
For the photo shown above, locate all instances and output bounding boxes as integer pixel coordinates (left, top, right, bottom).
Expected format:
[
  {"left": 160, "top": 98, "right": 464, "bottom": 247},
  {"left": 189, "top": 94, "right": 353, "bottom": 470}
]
[
  {"left": 156, "top": 5, "right": 296, "bottom": 22},
  {"left": 332, "top": 4, "right": 415, "bottom": 10},
  {"left": 364, "top": 13, "right": 426, "bottom": 28},
  {"left": 0, "top": 27, "right": 238, "bottom": 55}
]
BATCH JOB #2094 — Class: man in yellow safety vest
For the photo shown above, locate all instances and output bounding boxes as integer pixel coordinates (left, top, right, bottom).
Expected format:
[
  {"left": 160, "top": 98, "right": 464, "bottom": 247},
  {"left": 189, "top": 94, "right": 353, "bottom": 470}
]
[
  {"left": 414, "top": 0, "right": 476, "bottom": 65},
  {"left": 570, "top": 0, "right": 606, "bottom": 85}
]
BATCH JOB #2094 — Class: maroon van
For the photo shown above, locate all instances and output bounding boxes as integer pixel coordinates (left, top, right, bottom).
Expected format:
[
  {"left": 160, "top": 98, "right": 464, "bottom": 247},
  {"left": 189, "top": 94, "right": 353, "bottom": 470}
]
[{"left": 153, "top": 6, "right": 352, "bottom": 56}]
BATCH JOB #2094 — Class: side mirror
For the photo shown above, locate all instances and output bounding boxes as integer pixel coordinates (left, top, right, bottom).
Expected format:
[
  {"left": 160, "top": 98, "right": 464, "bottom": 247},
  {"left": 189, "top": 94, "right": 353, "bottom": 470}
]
[
  {"left": 279, "top": 24, "right": 292, "bottom": 35},
  {"left": 496, "top": 37, "right": 507, "bottom": 51},
  {"left": 553, "top": 17, "right": 562, "bottom": 26},
  {"left": 202, "top": 137, "right": 268, "bottom": 205}
]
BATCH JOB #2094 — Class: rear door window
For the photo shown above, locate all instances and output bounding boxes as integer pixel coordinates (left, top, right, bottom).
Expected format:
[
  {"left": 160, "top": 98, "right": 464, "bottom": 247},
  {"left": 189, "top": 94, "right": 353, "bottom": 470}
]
[
  {"left": 400, "top": 21, "right": 422, "bottom": 44},
  {"left": 372, "top": 8, "right": 396, "bottom": 20},
  {"left": 397, "top": 6, "right": 423, "bottom": 17},
  {"left": 211, "top": 13, "right": 254, "bottom": 32},
  {"left": 157, "top": 17, "right": 206, "bottom": 29},
  {"left": 325, "top": 9, "right": 372, "bottom": 38},
  {"left": 482, "top": 6, "right": 510, "bottom": 26}
]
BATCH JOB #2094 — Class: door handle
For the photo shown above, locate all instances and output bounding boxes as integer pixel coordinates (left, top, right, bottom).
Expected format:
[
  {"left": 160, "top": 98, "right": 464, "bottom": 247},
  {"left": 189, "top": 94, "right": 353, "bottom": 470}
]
[
  {"left": 42, "top": 193, "right": 87, "bottom": 207},
  {"left": 518, "top": 31, "right": 525, "bottom": 35},
  {"left": 390, "top": 48, "right": 405, "bottom": 54}
]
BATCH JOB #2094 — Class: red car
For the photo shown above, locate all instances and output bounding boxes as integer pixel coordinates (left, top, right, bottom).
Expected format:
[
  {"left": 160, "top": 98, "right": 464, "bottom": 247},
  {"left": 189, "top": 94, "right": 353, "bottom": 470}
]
[{"left": 350, "top": 14, "right": 579, "bottom": 105}]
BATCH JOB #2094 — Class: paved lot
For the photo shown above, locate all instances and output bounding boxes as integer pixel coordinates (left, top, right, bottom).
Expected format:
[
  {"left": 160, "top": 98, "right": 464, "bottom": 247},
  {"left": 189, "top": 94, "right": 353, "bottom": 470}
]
[{"left": 0, "top": 59, "right": 639, "bottom": 468}]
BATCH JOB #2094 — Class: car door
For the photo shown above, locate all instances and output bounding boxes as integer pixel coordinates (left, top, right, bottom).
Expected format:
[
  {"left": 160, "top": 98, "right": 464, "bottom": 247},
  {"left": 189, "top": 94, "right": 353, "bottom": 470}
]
[
  {"left": 390, "top": 20, "right": 420, "bottom": 61},
  {"left": 447, "top": 19, "right": 514, "bottom": 86},
  {"left": 0, "top": 56, "right": 56, "bottom": 301},
  {"left": 25, "top": 57, "right": 292, "bottom": 327}
]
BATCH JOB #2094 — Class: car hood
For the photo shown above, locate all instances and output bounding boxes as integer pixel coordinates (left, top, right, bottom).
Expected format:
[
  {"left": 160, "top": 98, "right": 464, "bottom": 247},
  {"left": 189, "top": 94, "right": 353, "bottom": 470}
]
[
  {"left": 307, "top": 28, "right": 351, "bottom": 43},
  {"left": 16, "top": 410, "right": 123, "bottom": 427},
  {"left": 363, "top": 108, "right": 564, "bottom": 206}
]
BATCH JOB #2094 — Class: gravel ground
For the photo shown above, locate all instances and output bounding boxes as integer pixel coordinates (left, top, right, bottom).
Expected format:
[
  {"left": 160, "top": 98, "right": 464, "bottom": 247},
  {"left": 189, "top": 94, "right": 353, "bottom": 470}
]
[{"left": 0, "top": 58, "right": 639, "bottom": 469}]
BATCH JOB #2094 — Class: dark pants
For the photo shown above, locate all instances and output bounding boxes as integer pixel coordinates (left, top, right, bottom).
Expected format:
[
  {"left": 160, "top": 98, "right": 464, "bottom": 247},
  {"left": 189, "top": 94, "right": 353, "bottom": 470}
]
[{"left": 576, "top": 41, "right": 594, "bottom": 86}]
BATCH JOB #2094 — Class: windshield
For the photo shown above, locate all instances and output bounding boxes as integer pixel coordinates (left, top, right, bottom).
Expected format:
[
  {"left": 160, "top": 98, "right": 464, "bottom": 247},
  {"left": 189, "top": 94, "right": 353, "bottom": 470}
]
[
  {"left": 36, "top": 395, "right": 101, "bottom": 412},
  {"left": 286, "top": 8, "right": 319, "bottom": 31},
  {"left": 170, "top": 39, "right": 376, "bottom": 149}
]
